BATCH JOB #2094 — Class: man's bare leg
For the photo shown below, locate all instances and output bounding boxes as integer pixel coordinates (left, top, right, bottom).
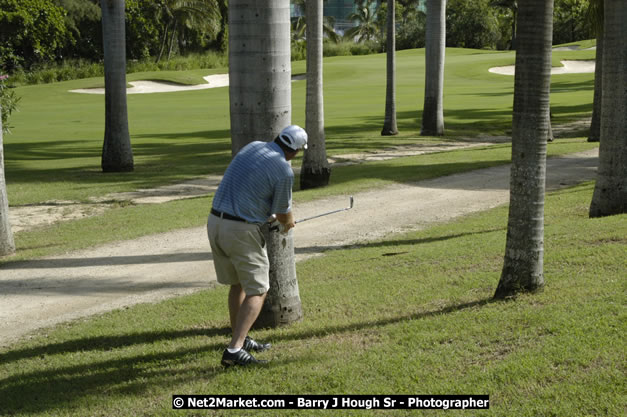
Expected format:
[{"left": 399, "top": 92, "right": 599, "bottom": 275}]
[
  {"left": 227, "top": 284, "right": 266, "bottom": 349},
  {"left": 228, "top": 284, "right": 246, "bottom": 331}
]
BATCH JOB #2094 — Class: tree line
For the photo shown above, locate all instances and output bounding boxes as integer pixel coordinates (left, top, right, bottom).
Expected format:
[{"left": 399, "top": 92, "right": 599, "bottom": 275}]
[
  {"left": 0, "top": 0, "right": 597, "bottom": 74},
  {"left": 0, "top": 0, "right": 226, "bottom": 73}
]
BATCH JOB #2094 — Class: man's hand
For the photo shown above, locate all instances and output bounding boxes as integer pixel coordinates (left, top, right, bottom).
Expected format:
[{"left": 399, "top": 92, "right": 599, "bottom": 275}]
[{"left": 275, "top": 212, "right": 295, "bottom": 234}]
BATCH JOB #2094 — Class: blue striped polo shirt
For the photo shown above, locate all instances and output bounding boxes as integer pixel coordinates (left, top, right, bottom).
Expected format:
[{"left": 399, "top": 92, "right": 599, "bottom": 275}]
[{"left": 212, "top": 141, "right": 294, "bottom": 224}]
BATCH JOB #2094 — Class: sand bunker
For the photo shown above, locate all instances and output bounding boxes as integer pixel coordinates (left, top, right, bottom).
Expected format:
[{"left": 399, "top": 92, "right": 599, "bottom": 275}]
[
  {"left": 70, "top": 74, "right": 229, "bottom": 94},
  {"left": 70, "top": 73, "right": 306, "bottom": 94},
  {"left": 489, "top": 60, "right": 595, "bottom": 76}
]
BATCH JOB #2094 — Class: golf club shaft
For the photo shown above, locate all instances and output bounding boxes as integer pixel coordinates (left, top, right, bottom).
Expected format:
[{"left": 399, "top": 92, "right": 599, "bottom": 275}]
[
  {"left": 296, "top": 196, "right": 354, "bottom": 224},
  {"left": 269, "top": 196, "right": 353, "bottom": 231}
]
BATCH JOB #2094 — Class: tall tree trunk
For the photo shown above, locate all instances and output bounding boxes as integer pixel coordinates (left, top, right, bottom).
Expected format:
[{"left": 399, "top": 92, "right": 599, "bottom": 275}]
[
  {"left": 589, "top": 0, "right": 627, "bottom": 217},
  {"left": 228, "top": 0, "right": 303, "bottom": 327},
  {"left": 511, "top": 7, "right": 517, "bottom": 50},
  {"left": 156, "top": 22, "right": 170, "bottom": 64},
  {"left": 101, "top": 0, "right": 134, "bottom": 172},
  {"left": 381, "top": 0, "right": 399, "bottom": 136},
  {"left": 300, "top": 0, "right": 331, "bottom": 190},
  {"left": 421, "top": 0, "right": 446, "bottom": 136},
  {"left": 494, "top": 0, "right": 554, "bottom": 299},
  {"left": 167, "top": 20, "right": 178, "bottom": 61},
  {"left": 0, "top": 106, "right": 15, "bottom": 257},
  {"left": 229, "top": 0, "right": 291, "bottom": 155},
  {"left": 588, "top": 31, "right": 603, "bottom": 142},
  {"left": 256, "top": 224, "right": 303, "bottom": 327}
]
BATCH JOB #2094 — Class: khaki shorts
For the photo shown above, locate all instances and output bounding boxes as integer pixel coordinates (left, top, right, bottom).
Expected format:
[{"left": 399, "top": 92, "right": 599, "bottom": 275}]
[{"left": 207, "top": 214, "right": 269, "bottom": 295}]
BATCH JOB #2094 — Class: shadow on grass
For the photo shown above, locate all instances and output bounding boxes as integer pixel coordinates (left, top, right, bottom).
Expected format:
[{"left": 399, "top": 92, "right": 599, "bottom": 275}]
[
  {"left": 0, "top": 252, "right": 211, "bottom": 270},
  {"left": 0, "top": 296, "right": 496, "bottom": 414},
  {"left": 1, "top": 327, "right": 230, "bottom": 363},
  {"left": 276, "top": 298, "right": 496, "bottom": 346},
  {"left": 0, "top": 338, "right": 229, "bottom": 414},
  {"left": 296, "top": 229, "right": 505, "bottom": 256},
  {"left": 4, "top": 132, "right": 232, "bottom": 188}
]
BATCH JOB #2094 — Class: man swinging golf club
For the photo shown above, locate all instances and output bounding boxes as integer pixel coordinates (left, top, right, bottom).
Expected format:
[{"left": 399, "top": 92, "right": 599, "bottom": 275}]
[{"left": 207, "top": 125, "right": 308, "bottom": 367}]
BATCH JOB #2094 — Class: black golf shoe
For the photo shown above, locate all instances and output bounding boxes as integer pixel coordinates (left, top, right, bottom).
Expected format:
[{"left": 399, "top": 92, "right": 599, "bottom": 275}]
[
  {"left": 243, "top": 336, "right": 272, "bottom": 353},
  {"left": 221, "top": 349, "right": 267, "bottom": 368}
]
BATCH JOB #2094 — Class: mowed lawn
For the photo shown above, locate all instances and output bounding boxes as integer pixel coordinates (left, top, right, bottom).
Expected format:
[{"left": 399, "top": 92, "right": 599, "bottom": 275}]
[
  {"left": 5, "top": 47, "right": 596, "bottom": 206},
  {"left": 0, "top": 182, "right": 624, "bottom": 416},
  {"left": 2, "top": 47, "right": 599, "bottom": 262}
]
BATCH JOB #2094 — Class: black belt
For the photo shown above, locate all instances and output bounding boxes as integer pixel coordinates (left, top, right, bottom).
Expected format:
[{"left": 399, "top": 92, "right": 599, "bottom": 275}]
[{"left": 211, "top": 208, "right": 247, "bottom": 223}]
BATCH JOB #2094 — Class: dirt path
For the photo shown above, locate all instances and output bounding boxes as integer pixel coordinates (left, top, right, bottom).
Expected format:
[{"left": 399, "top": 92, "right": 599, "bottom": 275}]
[
  {"left": 0, "top": 148, "right": 598, "bottom": 347},
  {"left": 9, "top": 140, "right": 503, "bottom": 233}
]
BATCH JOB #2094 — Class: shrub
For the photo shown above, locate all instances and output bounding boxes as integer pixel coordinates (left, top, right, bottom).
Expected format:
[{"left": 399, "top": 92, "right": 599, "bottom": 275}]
[
  {"left": 0, "top": 0, "right": 69, "bottom": 72},
  {"left": 0, "top": 74, "right": 20, "bottom": 134},
  {"left": 349, "top": 41, "right": 380, "bottom": 55}
]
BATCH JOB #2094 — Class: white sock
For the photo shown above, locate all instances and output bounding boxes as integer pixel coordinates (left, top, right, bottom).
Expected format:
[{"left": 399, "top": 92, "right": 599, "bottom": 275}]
[{"left": 227, "top": 347, "right": 241, "bottom": 354}]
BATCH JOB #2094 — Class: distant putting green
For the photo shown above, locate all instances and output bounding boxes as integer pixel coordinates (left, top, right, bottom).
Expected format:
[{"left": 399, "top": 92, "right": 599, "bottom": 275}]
[{"left": 5, "top": 47, "right": 596, "bottom": 206}]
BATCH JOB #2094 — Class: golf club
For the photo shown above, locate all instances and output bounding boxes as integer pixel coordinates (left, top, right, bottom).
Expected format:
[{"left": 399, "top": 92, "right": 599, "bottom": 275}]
[
  {"left": 296, "top": 196, "right": 354, "bottom": 224},
  {"left": 269, "top": 196, "right": 354, "bottom": 231}
]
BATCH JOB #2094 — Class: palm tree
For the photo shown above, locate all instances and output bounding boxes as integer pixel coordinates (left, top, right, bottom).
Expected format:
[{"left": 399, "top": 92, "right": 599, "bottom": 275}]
[
  {"left": 0, "top": 105, "right": 15, "bottom": 256},
  {"left": 421, "top": 0, "right": 446, "bottom": 136},
  {"left": 344, "top": 0, "right": 379, "bottom": 42},
  {"left": 494, "top": 0, "right": 554, "bottom": 299},
  {"left": 154, "top": 0, "right": 222, "bottom": 63},
  {"left": 588, "top": 0, "right": 627, "bottom": 217},
  {"left": 587, "top": 0, "right": 603, "bottom": 143},
  {"left": 101, "top": 0, "right": 134, "bottom": 172},
  {"left": 301, "top": 0, "right": 331, "bottom": 190},
  {"left": 229, "top": 0, "right": 303, "bottom": 327},
  {"left": 291, "top": 0, "right": 340, "bottom": 43},
  {"left": 229, "top": 1, "right": 292, "bottom": 155},
  {"left": 381, "top": 0, "right": 399, "bottom": 136}
]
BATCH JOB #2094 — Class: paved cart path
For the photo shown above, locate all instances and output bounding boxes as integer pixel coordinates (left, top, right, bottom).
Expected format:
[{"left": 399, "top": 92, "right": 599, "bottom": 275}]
[{"left": 0, "top": 149, "right": 598, "bottom": 347}]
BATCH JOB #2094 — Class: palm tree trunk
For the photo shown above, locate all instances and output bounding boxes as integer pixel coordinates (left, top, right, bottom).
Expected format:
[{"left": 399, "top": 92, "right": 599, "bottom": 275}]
[
  {"left": 228, "top": 0, "right": 292, "bottom": 155},
  {"left": 421, "top": 0, "right": 446, "bottom": 136},
  {"left": 511, "top": 7, "right": 517, "bottom": 50},
  {"left": 167, "top": 20, "right": 178, "bottom": 61},
  {"left": 589, "top": 0, "right": 627, "bottom": 217},
  {"left": 0, "top": 106, "right": 15, "bottom": 257},
  {"left": 256, "top": 224, "right": 304, "bottom": 327},
  {"left": 588, "top": 32, "right": 603, "bottom": 142},
  {"left": 494, "top": 0, "right": 554, "bottom": 299},
  {"left": 101, "top": 0, "right": 134, "bottom": 172},
  {"left": 300, "top": 0, "right": 331, "bottom": 190},
  {"left": 228, "top": 0, "right": 303, "bottom": 327},
  {"left": 586, "top": 0, "right": 603, "bottom": 143},
  {"left": 156, "top": 22, "right": 170, "bottom": 64},
  {"left": 381, "top": 0, "right": 399, "bottom": 136}
]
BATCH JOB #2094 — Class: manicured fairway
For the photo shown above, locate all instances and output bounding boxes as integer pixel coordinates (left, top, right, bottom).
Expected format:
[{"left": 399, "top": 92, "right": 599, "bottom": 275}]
[{"left": 5, "top": 47, "right": 595, "bottom": 206}]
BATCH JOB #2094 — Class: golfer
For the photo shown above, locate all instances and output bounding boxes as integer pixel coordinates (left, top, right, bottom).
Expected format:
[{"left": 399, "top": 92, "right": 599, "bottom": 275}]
[{"left": 207, "top": 125, "right": 308, "bottom": 367}]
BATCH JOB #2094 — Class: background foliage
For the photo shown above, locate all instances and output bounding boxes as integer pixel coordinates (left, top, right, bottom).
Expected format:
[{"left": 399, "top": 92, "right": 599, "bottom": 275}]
[
  {"left": 0, "top": 0, "right": 597, "bottom": 80},
  {"left": 0, "top": 0, "right": 69, "bottom": 72}
]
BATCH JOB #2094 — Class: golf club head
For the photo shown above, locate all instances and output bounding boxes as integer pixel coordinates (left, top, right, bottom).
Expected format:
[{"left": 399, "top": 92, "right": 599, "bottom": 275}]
[{"left": 349, "top": 196, "right": 354, "bottom": 209}]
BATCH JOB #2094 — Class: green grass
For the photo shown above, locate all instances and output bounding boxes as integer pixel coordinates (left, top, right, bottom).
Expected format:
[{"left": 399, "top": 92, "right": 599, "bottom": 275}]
[
  {"left": 2, "top": 47, "right": 599, "bottom": 262},
  {"left": 553, "top": 39, "right": 598, "bottom": 50},
  {"left": 7, "top": 138, "right": 597, "bottom": 263},
  {"left": 1, "top": 182, "right": 624, "bottom": 416},
  {"left": 6, "top": 47, "right": 597, "bottom": 206}
]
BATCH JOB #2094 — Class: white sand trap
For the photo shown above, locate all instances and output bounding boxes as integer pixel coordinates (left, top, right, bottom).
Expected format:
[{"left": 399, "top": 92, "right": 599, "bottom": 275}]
[
  {"left": 553, "top": 45, "right": 597, "bottom": 51},
  {"left": 70, "top": 73, "right": 306, "bottom": 94},
  {"left": 70, "top": 74, "right": 230, "bottom": 94},
  {"left": 489, "top": 60, "right": 595, "bottom": 76}
]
